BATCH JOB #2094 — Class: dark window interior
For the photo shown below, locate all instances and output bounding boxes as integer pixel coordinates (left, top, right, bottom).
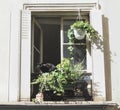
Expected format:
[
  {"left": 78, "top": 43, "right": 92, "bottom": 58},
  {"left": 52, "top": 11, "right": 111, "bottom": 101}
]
[
  {"left": 40, "top": 19, "right": 60, "bottom": 66},
  {"left": 34, "top": 23, "right": 41, "bottom": 70}
]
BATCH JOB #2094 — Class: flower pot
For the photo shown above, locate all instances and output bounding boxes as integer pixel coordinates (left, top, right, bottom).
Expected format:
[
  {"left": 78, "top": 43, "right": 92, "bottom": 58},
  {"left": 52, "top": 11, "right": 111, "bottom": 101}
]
[
  {"left": 73, "top": 28, "right": 86, "bottom": 40},
  {"left": 36, "top": 92, "right": 44, "bottom": 102}
]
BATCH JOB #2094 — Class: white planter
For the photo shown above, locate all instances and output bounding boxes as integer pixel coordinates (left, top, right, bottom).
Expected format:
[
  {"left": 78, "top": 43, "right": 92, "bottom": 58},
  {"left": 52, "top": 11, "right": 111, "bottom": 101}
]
[{"left": 73, "top": 28, "right": 86, "bottom": 40}]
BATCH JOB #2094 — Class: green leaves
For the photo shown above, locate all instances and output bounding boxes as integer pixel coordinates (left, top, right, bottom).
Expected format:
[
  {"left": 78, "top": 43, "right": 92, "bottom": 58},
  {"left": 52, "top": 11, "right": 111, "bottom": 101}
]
[
  {"left": 67, "top": 29, "right": 75, "bottom": 43},
  {"left": 68, "top": 20, "right": 101, "bottom": 42},
  {"left": 31, "top": 58, "right": 84, "bottom": 96}
]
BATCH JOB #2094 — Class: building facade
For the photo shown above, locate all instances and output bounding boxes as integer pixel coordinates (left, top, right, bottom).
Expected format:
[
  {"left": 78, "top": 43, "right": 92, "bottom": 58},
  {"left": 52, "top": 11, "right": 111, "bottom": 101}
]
[{"left": 0, "top": 0, "right": 120, "bottom": 104}]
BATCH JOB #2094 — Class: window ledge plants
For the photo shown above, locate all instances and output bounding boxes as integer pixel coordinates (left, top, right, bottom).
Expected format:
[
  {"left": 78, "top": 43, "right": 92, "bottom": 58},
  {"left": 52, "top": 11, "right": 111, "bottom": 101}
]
[{"left": 32, "top": 58, "right": 84, "bottom": 102}]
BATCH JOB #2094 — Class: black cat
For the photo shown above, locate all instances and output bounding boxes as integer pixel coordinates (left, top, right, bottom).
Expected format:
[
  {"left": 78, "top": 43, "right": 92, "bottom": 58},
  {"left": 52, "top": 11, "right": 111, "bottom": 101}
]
[{"left": 35, "top": 63, "right": 56, "bottom": 73}]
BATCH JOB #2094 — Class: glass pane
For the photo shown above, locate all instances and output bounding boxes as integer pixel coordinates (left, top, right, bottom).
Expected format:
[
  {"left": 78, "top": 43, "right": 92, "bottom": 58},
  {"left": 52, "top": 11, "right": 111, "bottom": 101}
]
[
  {"left": 73, "top": 45, "right": 86, "bottom": 67},
  {"left": 34, "top": 49, "right": 40, "bottom": 70},
  {"left": 33, "top": 23, "right": 41, "bottom": 72},
  {"left": 63, "top": 45, "right": 72, "bottom": 59},
  {"left": 63, "top": 19, "right": 76, "bottom": 43},
  {"left": 63, "top": 45, "right": 86, "bottom": 69},
  {"left": 34, "top": 23, "right": 40, "bottom": 51}
]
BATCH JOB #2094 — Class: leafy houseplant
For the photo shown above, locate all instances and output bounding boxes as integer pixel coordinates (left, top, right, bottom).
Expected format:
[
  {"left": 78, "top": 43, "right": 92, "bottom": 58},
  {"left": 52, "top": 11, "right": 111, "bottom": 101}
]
[{"left": 32, "top": 58, "right": 84, "bottom": 101}]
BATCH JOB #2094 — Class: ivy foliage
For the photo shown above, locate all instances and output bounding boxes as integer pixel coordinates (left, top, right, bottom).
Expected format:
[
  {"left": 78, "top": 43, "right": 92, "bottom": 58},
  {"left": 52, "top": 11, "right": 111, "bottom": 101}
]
[{"left": 32, "top": 58, "right": 83, "bottom": 96}]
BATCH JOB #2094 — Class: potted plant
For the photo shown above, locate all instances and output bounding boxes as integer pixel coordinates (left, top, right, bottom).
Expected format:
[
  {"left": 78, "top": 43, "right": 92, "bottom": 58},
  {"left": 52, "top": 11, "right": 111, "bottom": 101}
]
[
  {"left": 67, "top": 20, "right": 102, "bottom": 59},
  {"left": 32, "top": 58, "right": 84, "bottom": 101},
  {"left": 32, "top": 70, "right": 65, "bottom": 101},
  {"left": 67, "top": 20, "right": 101, "bottom": 42}
]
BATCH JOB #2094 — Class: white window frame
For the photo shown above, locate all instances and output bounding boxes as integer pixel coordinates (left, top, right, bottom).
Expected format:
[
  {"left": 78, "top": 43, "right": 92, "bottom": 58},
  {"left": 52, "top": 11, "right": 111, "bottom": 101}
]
[
  {"left": 20, "top": 2, "right": 105, "bottom": 101},
  {"left": 31, "top": 17, "right": 43, "bottom": 73},
  {"left": 61, "top": 17, "right": 92, "bottom": 73}
]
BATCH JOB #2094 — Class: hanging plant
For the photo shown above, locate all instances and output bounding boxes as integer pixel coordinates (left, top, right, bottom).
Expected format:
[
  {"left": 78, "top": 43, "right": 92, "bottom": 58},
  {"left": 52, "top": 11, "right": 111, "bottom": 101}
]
[
  {"left": 67, "top": 20, "right": 102, "bottom": 60},
  {"left": 67, "top": 20, "right": 101, "bottom": 42}
]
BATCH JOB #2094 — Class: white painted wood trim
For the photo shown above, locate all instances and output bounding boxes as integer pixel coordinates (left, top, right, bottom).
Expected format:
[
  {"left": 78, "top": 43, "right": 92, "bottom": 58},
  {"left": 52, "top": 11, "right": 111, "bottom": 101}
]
[
  {"left": 33, "top": 18, "right": 43, "bottom": 63},
  {"left": 23, "top": 3, "right": 98, "bottom": 11},
  {"left": 61, "top": 18, "right": 64, "bottom": 60},
  {"left": 31, "top": 17, "right": 43, "bottom": 72},
  {"left": 20, "top": 10, "right": 31, "bottom": 101}
]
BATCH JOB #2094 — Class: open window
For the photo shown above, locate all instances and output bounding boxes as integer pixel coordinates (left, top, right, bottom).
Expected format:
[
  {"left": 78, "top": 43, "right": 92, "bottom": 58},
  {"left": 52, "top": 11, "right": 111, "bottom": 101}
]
[
  {"left": 20, "top": 3, "right": 105, "bottom": 101},
  {"left": 30, "top": 11, "right": 93, "bottom": 100},
  {"left": 31, "top": 11, "right": 90, "bottom": 70}
]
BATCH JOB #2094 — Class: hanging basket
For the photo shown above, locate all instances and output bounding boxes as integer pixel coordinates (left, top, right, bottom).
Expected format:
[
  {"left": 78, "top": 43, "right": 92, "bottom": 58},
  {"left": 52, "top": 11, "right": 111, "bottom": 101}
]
[{"left": 73, "top": 28, "right": 86, "bottom": 40}]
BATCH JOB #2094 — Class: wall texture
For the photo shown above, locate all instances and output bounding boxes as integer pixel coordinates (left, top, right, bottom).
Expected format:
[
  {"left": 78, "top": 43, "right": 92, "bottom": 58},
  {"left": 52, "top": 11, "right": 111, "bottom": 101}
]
[
  {"left": 101, "top": 0, "right": 120, "bottom": 103},
  {"left": 0, "top": 0, "right": 120, "bottom": 103}
]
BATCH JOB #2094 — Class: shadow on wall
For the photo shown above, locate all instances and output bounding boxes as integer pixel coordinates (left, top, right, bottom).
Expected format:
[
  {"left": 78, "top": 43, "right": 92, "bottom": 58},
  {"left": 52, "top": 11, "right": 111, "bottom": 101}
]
[
  {"left": 102, "top": 15, "right": 112, "bottom": 101},
  {"left": 92, "top": 82, "right": 103, "bottom": 98}
]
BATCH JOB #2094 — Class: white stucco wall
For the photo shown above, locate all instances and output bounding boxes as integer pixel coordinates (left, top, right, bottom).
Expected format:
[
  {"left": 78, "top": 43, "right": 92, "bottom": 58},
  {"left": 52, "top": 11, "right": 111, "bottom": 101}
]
[
  {"left": 104, "top": 0, "right": 120, "bottom": 103},
  {"left": 1, "top": 0, "right": 120, "bottom": 103},
  {"left": 0, "top": 1, "right": 11, "bottom": 102},
  {"left": 0, "top": 0, "right": 22, "bottom": 102},
  {"left": 101, "top": 0, "right": 120, "bottom": 103}
]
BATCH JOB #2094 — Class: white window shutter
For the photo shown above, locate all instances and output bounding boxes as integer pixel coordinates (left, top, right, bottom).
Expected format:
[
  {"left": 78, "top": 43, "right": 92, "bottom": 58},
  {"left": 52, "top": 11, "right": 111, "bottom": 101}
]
[
  {"left": 20, "top": 10, "right": 31, "bottom": 101},
  {"left": 21, "top": 10, "right": 31, "bottom": 39}
]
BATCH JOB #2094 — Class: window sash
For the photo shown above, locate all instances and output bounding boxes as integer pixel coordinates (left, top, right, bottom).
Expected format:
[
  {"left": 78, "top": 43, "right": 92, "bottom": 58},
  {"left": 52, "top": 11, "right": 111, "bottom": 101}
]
[{"left": 61, "top": 17, "right": 92, "bottom": 72}]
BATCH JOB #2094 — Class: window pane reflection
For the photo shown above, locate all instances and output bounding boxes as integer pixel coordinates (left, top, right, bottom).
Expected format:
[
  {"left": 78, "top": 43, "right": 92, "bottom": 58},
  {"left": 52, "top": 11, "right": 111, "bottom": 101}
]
[{"left": 63, "top": 45, "right": 86, "bottom": 69}]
